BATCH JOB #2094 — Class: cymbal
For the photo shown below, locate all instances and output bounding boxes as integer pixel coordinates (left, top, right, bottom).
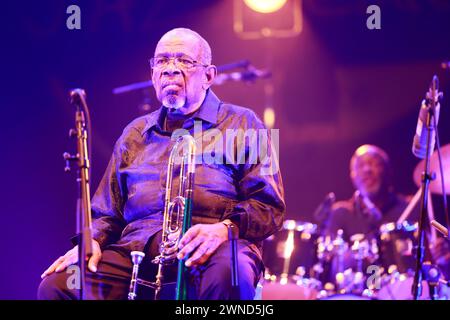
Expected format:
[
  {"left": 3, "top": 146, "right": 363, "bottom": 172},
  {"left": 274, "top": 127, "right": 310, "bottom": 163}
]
[{"left": 413, "top": 144, "right": 450, "bottom": 195}]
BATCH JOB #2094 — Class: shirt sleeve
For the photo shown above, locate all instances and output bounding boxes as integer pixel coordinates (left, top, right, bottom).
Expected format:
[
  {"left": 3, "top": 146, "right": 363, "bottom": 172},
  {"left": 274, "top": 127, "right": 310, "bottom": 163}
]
[
  {"left": 223, "top": 112, "right": 286, "bottom": 242},
  {"left": 89, "top": 136, "right": 128, "bottom": 249}
]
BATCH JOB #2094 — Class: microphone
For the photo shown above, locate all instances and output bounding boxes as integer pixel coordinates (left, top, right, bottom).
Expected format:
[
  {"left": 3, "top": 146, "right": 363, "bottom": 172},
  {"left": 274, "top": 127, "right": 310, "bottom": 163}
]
[
  {"left": 313, "top": 192, "right": 336, "bottom": 222},
  {"left": 355, "top": 190, "right": 382, "bottom": 222},
  {"left": 412, "top": 76, "right": 442, "bottom": 159}
]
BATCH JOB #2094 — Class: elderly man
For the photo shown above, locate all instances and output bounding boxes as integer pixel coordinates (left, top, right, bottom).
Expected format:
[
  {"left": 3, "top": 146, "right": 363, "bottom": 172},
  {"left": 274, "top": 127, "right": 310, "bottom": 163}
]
[{"left": 38, "top": 28, "right": 285, "bottom": 300}]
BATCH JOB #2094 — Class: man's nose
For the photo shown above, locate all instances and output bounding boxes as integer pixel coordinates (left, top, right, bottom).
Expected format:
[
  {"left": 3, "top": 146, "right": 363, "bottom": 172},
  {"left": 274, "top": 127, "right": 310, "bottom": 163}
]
[
  {"left": 162, "top": 62, "right": 182, "bottom": 76},
  {"left": 362, "top": 165, "right": 373, "bottom": 173}
]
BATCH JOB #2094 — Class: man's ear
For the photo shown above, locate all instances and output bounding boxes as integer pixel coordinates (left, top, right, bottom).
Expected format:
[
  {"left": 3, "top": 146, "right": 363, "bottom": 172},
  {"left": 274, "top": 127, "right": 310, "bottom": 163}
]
[
  {"left": 203, "top": 65, "right": 217, "bottom": 90},
  {"left": 151, "top": 68, "right": 156, "bottom": 83}
]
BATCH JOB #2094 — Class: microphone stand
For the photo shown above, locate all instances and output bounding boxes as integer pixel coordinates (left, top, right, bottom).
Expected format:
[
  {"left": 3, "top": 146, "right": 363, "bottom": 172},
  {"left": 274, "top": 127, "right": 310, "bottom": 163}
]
[
  {"left": 412, "top": 76, "right": 440, "bottom": 300},
  {"left": 63, "top": 89, "right": 93, "bottom": 300}
]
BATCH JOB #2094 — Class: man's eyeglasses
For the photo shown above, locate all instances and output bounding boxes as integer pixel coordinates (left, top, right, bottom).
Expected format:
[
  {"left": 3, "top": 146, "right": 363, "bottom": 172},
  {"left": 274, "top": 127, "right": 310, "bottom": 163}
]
[{"left": 149, "top": 55, "right": 208, "bottom": 70}]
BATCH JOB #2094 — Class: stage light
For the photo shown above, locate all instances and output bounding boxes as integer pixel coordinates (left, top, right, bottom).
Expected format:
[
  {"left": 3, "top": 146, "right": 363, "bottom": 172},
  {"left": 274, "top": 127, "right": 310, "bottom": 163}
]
[
  {"left": 234, "top": 0, "right": 302, "bottom": 39},
  {"left": 243, "top": 0, "right": 287, "bottom": 14}
]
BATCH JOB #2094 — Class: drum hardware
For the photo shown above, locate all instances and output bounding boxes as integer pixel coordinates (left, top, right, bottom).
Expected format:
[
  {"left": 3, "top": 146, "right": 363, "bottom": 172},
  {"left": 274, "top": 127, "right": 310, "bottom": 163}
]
[
  {"left": 315, "top": 230, "right": 383, "bottom": 297},
  {"left": 335, "top": 268, "right": 357, "bottom": 294},
  {"left": 421, "top": 262, "right": 441, "bottom": 300},
  {"left": 261, "top": 220, "right": 321, "bottom": 300},
  {"left": 262, "top": 212, "right": 449, "bottom": 300},
  {"left": 332, "top": 230, "right": 348, "bottom": 274},
  {"left": 263, "top": 220, "right": 318, "bottom": 276},
  {"left": 379, "top": 221, "right": 418, "bottom": 274},
  {"left": 279, "top": 220, "right": 297, "bottom": 278},
  {"left": 350, "top": 234, "right": 379, "bottom": 264}
]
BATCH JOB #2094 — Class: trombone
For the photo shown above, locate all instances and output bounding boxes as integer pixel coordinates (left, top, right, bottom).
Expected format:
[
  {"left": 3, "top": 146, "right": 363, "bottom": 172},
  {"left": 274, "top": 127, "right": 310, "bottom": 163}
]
[{"left": 128, "top": 134, "right": 196, "bottom": 300}]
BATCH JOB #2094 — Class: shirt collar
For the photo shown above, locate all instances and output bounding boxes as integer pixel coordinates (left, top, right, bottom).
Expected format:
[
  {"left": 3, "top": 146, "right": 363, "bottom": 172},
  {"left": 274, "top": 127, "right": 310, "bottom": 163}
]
[
  {"left": 190, "top": 89, "right": 220, "bottom": 125},
  {"left": 140, "top": 89, "right": 221, "bottom": 136}
]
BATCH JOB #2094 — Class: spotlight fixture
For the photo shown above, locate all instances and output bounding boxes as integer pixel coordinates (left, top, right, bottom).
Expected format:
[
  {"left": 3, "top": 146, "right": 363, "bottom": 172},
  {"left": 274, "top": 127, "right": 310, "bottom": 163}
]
[
  {"left": 234, "top": 0, "right": 302, "bottom": 39},
  {"left": 243, "top": 0, "right": 287, "bottom": 14}
]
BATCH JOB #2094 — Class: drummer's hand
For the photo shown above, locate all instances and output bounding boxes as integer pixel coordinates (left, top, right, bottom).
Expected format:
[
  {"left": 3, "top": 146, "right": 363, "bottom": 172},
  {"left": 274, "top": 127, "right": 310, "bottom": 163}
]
[
  {"left": 177, "top": 222, "right": 230, "bottom": 267},
  {"left": 430, "top": 237, "right": 450, "bottom": 266},
  {"left": 40, "top": 240, "right": 102, "bottom": 278}
]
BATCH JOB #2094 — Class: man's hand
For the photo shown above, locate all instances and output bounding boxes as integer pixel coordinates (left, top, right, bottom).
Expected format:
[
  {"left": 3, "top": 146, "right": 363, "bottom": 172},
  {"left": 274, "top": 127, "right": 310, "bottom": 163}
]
[
  {"left": 40, "top": 239, "right": 102, "bottom": 278},
  {"left": 177, "top": 222, "right": 229, "bottom": 267}
]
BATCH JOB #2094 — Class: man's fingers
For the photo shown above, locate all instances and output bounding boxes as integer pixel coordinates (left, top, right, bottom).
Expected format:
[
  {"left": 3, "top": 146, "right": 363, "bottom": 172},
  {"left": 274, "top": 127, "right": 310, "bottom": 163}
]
[
  {"left": 178, "top": 225, "right": 200, "bottom": 249},
  {"left": 88, "top": 252, "right": 102, "bottom": 273},
  {"left": 41, "top": 242, "right": 102, "bottom": 278},
  {"left": 185, "top": 243, "right": 216, "bottom": 267},
  {"left": 54, "top": 254, "right": 77, "bottom": 273},
  {"left": 41, "top": 256, "right": 65, "bottom": 278},
  {"left": 177, "top": 235, "right": 204, "bottom": 260}
]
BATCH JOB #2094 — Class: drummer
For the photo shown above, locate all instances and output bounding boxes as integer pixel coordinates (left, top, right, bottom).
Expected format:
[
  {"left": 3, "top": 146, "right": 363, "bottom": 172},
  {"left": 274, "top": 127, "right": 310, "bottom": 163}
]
[{"left": 323, "top": 144, "right": 418, "bottom": 239}]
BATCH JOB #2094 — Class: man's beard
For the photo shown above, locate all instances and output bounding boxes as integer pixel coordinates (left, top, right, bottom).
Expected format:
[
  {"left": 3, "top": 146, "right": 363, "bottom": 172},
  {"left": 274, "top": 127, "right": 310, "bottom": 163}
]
[{"left": 162, "top": 93, "right": 185, "bottom": 110}]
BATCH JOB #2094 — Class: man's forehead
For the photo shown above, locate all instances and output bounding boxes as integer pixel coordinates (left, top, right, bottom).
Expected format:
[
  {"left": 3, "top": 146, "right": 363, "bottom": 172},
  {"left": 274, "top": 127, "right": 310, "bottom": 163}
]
[
  {"left": 155, "top": 35, "right": 202, "bottom": 57},
  {"left": 352, "top": 153, "right": 385, "bottom": 168},
  {"left": 355, "top": 153, "right": 383, "bottom": 163}
]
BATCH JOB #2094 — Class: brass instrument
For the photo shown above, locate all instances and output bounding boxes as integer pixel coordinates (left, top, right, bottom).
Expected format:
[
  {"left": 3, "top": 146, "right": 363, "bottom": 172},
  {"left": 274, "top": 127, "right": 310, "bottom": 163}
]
[{"left": 128, "top": 134, "right": 196, "bottom": 300}]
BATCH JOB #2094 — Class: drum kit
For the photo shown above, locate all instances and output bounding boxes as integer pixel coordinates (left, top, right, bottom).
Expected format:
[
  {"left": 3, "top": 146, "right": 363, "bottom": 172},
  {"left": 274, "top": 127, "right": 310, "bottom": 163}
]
[
  {"left": 262, "top": 219, "right": 420, "bottom": 300},
  {"left": 261, "top": 145, "right": 450, "bottom": 300}
]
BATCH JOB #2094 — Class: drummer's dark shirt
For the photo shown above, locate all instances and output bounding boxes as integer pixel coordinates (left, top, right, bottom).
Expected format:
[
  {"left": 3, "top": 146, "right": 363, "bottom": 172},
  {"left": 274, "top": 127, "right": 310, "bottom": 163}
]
[{"left": 324, "top": 192, "right": 417, "bottom": 240}]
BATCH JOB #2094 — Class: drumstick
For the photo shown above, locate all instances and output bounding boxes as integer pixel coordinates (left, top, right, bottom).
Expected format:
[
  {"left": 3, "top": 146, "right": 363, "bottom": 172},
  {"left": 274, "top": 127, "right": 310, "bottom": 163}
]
[
  {"left": 396, "top": 188, "right": 421, "bottom": 225},
  {"left": 428, "top": 192, "right": 437, "bottom": 242},
  {"left": 431, "top": 220, "right": 449, "bottom": 237}
]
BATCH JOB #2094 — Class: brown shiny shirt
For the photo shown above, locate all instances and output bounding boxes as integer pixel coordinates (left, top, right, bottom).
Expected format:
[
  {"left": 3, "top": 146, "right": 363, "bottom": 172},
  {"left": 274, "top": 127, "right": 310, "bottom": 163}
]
[{"left": 90, "top": 90, "right": 286, "bottom": 256}]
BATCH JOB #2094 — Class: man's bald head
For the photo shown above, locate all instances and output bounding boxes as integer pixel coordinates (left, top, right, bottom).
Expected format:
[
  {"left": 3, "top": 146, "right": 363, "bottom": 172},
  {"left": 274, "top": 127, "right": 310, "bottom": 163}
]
[
  {"left": 156, "top": 28, "right": 212, "bottom": 65},
  {"left": 350, "top": 144, "right": 390, "bottom": 170}
]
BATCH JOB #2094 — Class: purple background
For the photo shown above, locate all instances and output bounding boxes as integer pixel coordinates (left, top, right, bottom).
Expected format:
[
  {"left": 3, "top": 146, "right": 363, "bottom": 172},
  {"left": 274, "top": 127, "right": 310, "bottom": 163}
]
[{"left": 2, "top": 0, "right": 450, "bottom": 299}]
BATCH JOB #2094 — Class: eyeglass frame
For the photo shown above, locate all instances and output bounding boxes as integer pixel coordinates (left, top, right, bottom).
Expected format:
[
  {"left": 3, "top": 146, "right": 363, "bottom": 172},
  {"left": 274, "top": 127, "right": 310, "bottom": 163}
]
[{"left": 149, "top": 54, "right": 209, "bottom": 71}]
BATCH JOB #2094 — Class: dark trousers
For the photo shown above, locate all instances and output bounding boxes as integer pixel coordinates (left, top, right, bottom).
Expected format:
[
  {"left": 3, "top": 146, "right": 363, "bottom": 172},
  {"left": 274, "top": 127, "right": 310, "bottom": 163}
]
[{"left": 37, "top": 238, "right": 262, "bottom": 300}]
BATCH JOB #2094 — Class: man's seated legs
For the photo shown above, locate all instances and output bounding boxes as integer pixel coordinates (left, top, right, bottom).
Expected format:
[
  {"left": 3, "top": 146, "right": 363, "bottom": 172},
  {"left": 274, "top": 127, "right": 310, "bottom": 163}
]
[{"left": 37, "top": 249, "right": 133, "bottom": 300}]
